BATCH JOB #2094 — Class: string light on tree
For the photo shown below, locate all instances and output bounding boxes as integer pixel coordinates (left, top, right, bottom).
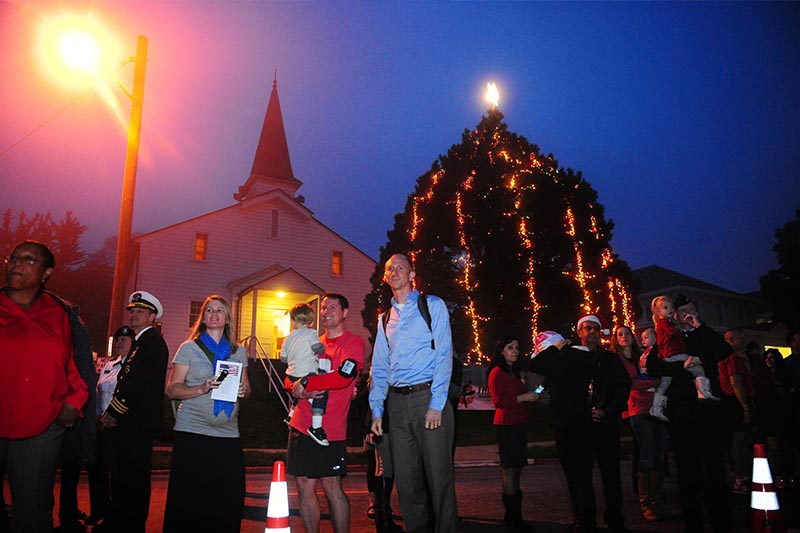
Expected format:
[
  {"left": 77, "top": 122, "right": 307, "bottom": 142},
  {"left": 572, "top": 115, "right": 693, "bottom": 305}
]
[{"left": 365, "top": 84, "right": 637, "bottom": 364}]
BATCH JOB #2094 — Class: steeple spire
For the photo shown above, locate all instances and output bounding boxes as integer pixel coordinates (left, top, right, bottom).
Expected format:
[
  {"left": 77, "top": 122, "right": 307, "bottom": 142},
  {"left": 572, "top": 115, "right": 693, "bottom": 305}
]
[{"left": 235, "top": 73, "right": 301, "bottom": 201}]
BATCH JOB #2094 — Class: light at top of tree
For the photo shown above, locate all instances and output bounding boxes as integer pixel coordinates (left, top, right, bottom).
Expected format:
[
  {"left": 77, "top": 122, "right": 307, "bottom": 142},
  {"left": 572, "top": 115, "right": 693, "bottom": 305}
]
[{"left": 486, "top": 82, "right": 499, "bottom": 109}]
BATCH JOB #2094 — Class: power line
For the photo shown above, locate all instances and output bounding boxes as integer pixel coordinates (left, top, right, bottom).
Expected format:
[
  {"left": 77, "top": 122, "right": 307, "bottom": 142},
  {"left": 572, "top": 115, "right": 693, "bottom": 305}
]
[{"left": 0, "top": 61, "right": 132, "bottom": 160}]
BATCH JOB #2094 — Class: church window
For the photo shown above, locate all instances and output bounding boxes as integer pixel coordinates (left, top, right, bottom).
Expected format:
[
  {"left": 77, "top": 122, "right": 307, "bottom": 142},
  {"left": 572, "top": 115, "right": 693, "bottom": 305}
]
[
  {"left": 331, "top": 251, "right": 343, "bottom": 276},
  {"left": 270, "top": 209, "right": 279, "bottom": 238},
  {"left": 188, "top": 300, "right": 204, "bottom": 328},
  {"left": 193, "top": 233, "right": 208, "bottom": 261}
]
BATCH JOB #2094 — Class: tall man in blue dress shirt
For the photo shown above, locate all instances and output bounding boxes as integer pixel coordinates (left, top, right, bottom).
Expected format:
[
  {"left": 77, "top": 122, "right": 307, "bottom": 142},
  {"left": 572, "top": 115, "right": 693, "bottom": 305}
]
[{"left": 369, "top": 253, "right": 457, "bottom": 533}]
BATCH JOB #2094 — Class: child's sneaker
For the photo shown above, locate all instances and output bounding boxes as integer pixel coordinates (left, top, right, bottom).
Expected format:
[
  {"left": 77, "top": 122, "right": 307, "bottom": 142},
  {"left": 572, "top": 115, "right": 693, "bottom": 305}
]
[{"left": 308, "top": 426, "right": 330, "bottom": 446}]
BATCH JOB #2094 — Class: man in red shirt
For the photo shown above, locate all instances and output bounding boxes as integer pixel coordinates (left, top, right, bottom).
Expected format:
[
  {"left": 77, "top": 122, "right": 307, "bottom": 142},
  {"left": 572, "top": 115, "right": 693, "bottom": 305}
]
[
  {"left": 0, "top": 241, "right": 88, "bottom": 532},
  {"left": 721, "top": 328, "right": 755, "bottom": 494},
  {"left": 286, "top": 293, "right": 365, "bottom": 533}
]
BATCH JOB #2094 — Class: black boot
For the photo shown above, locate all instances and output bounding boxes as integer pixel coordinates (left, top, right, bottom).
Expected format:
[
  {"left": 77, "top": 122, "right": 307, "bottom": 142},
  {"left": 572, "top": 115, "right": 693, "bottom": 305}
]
[
  {"left": 503, "top": 491, "right": 535, "bottom": 532},
  {"left": 502, "top": 493, "right": 514, "bottom": 525},
  {"left": 375, "top": 477, "right": 404, "bottom": 533}
]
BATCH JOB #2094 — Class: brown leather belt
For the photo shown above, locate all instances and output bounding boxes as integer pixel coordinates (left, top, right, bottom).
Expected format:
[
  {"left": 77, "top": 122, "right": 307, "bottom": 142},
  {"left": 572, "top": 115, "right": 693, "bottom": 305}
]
[{"left": 388, "top": 381, "right": 432, "bottom": 395}]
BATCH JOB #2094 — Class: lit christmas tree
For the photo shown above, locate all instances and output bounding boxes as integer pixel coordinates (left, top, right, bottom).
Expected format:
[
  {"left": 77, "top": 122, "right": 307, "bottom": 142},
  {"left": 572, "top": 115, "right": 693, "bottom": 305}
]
[{"left": 363, "top": 97, "right": 638, "bottom": 363}]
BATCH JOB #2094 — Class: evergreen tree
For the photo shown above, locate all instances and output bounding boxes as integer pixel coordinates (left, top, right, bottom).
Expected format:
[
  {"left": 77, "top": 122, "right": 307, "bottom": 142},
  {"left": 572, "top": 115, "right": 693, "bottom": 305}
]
[
  {"left": 363, "top": 109, "right": 637, "bottom": 362},
  {"left": 760, "top": 209, "right": 800, "bottom": 330}
]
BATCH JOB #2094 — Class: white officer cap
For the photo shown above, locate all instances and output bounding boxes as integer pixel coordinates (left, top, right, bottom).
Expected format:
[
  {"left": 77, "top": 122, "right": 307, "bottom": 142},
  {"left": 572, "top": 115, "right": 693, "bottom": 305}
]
[{"left": 127, "top": 290, "right": 163, "bottom": 319}]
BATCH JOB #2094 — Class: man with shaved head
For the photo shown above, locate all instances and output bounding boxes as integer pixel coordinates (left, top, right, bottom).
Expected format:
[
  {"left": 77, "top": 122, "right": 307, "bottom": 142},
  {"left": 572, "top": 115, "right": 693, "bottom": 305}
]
[{"left": 369, "top": 253, "right": 457, "bottom": 533}]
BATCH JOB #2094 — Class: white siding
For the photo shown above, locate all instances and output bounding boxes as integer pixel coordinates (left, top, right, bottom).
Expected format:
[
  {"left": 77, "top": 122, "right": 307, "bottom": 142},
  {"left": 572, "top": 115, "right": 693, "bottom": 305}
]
[{"left": 128, "top": 197, "right": 376, "bottom": 354}]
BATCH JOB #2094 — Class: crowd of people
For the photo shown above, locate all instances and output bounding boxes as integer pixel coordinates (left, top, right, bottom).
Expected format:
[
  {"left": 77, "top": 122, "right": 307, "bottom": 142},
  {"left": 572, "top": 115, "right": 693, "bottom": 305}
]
[{"left": 2, "top": 242, "right": 800, "bottom": 533}]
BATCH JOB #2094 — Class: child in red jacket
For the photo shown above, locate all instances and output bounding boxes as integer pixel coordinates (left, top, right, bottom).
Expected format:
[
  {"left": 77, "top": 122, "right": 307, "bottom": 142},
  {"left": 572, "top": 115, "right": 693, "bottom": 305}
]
[{"left": 649, "top": 295, "right": 719, "bottom": 421}]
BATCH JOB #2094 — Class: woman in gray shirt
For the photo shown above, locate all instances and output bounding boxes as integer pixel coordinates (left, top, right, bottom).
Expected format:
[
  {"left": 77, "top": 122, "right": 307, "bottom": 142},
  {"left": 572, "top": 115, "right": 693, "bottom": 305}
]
[{"left": 163, "top": 295, "right": 250, "bottom": 533}]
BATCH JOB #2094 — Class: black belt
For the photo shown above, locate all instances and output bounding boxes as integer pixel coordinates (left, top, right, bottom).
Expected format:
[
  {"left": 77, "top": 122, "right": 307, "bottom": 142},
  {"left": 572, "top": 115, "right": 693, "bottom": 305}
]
[{"left": 388, "top": 381, "right": 432, "bottom": 395}]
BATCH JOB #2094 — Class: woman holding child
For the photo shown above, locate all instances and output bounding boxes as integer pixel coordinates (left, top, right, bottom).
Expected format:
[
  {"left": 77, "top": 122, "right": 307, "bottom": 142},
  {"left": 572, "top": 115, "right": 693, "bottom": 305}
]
[
  {"left": 610, "top": 326, "right": 642, "bottom": 494},
  {"left": 163, "top": 295, "right": 251, "bottom": 533},
  {"left": 612, "top": 326, "right": 667, "bottom": 521}
]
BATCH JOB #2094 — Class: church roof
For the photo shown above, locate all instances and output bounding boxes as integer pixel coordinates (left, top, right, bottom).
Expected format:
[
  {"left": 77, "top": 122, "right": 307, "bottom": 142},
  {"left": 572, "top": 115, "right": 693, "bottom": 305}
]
[{"left": 235, "top": 75, "right": 302, "bottom": 201}]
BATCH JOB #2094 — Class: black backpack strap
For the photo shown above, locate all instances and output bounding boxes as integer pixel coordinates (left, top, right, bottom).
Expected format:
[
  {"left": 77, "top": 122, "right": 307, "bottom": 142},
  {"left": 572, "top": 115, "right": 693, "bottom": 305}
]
[
  {"left": 417, "top": 293, "right": 435, "bottom": 350},
  {"left": 380, "top": 308, "right": 391, "bottom": 348}
]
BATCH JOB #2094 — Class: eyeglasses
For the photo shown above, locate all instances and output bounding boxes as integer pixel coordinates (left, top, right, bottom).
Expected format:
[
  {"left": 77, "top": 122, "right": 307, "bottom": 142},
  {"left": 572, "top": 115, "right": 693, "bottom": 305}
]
[{"left": 3, "top": 254, "right": 42, "bottom": 266}]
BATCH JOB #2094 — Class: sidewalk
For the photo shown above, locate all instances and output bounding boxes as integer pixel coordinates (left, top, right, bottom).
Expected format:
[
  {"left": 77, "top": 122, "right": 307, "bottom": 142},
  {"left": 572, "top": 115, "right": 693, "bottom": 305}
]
[{"left": 155, "top": 440, "right": 561, "bottom": 472}]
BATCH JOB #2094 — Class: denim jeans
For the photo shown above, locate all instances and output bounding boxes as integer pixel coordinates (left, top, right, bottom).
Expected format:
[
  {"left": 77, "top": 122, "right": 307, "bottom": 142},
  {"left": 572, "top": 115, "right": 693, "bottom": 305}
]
[{"left": 630, "top": 413, "right": 667, "bottom": 472}]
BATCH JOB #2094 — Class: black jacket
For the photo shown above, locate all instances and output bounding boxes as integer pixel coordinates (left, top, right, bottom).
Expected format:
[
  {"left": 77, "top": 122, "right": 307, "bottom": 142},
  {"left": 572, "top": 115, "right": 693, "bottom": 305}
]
[
  {"left": 107, "top": 327, "right": 169, "bottom": 437},
  {"left": 46, "top": 291, "right": 98, "bottom": 464},
  {"left": 588, "top": 346, "right": 632, "bottom": 422},
  {"left": 529, "top": 345, "right": 595, "bottom": 429}
]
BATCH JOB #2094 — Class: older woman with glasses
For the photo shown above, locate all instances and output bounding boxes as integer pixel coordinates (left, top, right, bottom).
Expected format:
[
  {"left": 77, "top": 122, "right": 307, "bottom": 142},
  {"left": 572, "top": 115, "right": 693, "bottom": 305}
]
[
  {"left": 163, "top": 294, "right": 251, "bottom": 533},
  {"left": 0, "top": 241, "right": 90, "bottom": 533}
]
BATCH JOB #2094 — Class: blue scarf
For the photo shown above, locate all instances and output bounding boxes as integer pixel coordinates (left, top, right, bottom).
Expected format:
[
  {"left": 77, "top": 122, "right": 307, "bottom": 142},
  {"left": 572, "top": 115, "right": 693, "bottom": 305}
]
[{"left": 200, "top": 332, "right": 235, "bottom": 419}]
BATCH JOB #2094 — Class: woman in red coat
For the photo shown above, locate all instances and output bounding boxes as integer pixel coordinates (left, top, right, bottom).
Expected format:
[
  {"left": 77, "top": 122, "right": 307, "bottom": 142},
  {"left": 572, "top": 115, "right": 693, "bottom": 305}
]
[{"left": 488, "top": 335, "right": 540, "bottom": 532}]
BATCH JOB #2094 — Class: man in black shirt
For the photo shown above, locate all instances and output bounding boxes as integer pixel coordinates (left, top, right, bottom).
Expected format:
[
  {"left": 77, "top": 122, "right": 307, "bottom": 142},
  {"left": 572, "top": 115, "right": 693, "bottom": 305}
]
[
  {"left": 530, "top": 330, "right": 597, "bottom": 533},
  {"left": 577, "top": 315, "right": 631, "bottom": 533}
]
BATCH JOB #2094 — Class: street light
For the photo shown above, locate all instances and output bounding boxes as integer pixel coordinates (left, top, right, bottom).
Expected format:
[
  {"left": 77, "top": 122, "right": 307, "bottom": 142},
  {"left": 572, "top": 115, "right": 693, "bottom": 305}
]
[
  {"left": 108, "top": 35, "right": 148, "bottom": 343},
  {"left": 43, "top": 19, "right": 148, "bottom": 346}
]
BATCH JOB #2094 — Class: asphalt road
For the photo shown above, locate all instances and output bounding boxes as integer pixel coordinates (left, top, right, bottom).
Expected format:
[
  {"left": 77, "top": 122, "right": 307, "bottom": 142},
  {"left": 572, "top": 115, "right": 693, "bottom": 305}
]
[{"left": 12, "top": 460, "right": 800, "bottom": 532}]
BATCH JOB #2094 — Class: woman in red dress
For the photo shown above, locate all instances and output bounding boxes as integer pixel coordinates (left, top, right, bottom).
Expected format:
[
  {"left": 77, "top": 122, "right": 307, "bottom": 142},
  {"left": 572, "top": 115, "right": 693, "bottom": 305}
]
[{"left": 488, "top": 335, "right": 540, "bottom": 532}]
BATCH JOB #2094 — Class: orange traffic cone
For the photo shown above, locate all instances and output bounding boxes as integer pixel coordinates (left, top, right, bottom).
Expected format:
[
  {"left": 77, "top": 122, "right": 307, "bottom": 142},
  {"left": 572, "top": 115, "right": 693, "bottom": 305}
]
[
  {"left": 751, "top": 443, "right": 785, "bottom": 533},
  {"left": 265, "top": 460, "right": 290, "bottom": 533}
]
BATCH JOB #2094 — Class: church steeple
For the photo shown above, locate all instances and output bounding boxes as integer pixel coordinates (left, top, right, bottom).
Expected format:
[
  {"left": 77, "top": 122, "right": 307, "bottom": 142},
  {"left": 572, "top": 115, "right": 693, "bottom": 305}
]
[{"left": 235, "top": 73, "right": 302, "bottom": 201}]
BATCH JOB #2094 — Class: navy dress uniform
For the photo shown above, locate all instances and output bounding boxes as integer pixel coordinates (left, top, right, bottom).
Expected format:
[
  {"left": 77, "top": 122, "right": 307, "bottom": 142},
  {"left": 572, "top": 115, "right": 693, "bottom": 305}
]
[{"left": 103, "top": 291, "right": 169, "bottom": 533}]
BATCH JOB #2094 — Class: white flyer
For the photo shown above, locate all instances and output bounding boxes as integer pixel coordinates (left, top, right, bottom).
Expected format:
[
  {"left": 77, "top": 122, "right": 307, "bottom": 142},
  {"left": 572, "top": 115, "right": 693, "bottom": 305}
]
[{"left": 210, "top": 360, "right": 243, "bottom": 402}]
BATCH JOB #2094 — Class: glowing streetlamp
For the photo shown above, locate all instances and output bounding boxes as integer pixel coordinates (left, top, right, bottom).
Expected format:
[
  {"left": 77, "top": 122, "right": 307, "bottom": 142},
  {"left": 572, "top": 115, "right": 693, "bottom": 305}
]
[
  {"left": 43, "top": 18, "right": 148, "bottom": 343},
  {"left": 58, "top": 31, "right": 101, "bottom": 72}
]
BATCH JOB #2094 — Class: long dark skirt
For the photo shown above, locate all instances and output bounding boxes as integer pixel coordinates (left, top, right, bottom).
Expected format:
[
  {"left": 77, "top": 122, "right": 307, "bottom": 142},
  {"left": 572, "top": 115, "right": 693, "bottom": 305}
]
[
  {"left": 495, "top": 424, "right": 528, "bottom": 468},
  {"left": 163, "top": 431, "right": 245, "bottom": 533}
]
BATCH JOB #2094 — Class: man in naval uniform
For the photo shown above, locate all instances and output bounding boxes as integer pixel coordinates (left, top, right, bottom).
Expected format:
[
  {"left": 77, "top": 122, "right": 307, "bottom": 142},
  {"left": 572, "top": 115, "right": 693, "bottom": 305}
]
[{"left": 99, "top": 291, "right": 169, "bottom": 533}]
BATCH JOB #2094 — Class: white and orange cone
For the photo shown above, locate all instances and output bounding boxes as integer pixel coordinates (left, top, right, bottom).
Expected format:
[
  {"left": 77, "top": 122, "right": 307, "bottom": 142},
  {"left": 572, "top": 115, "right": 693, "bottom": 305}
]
[
  {"left": 751, "top": 443, "right": 785, "bottom": 533},
  {"left": 265, "top": 460, "right": 291, "bottom": 533}
]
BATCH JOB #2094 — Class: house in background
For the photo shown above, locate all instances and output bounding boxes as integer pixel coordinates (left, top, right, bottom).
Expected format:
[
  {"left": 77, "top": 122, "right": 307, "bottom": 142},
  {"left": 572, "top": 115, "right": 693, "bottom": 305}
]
[
  {"left": 125, "top": 78, "right": 376, "bottom": 357},
  {"left": 632, "top": 265, "right": 788, "bottom": 351}
]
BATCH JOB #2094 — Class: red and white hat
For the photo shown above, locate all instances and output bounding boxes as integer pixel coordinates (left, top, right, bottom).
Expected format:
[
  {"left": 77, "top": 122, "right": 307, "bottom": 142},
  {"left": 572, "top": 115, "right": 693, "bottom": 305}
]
[
  {"left": 533, "top": 331, "right": 565, "bottom": 356},
  {"left": 577, "top": 314, "right": 602, "bottom": 329}
]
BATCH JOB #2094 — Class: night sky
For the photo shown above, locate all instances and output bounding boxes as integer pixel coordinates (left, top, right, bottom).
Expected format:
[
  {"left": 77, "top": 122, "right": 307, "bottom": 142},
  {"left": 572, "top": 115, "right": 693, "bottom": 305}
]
[{"left": 2, "top": 2, "right": 798, "bottom": 294}]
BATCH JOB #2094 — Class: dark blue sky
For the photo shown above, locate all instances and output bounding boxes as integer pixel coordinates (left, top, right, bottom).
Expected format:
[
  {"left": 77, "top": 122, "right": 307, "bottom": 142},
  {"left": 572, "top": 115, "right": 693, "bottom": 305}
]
[{"left": 2, "top": 2, "right": 798, "bottom": 293}]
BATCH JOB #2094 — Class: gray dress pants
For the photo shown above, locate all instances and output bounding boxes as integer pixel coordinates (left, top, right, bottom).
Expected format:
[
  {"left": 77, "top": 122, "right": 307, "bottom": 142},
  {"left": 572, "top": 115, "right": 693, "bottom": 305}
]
[{"left": 387, "top": 388, "right": 457, "bottom": 533}]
